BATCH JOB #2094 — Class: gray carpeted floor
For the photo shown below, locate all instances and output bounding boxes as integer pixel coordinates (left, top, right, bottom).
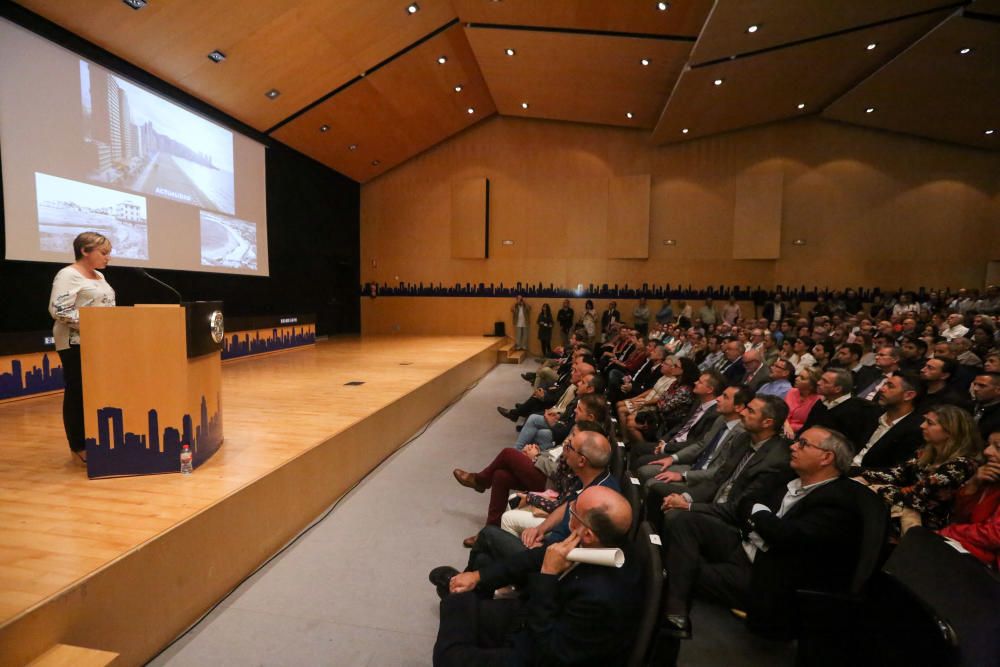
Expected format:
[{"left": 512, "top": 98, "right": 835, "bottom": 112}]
[{"left": 148, "top": 361, "right": 795, "bottom": 666}]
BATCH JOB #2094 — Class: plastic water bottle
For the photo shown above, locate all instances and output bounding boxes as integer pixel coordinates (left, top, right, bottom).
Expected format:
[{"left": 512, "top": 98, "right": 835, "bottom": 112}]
[{"left": 180, "top": 445, "right": 193, "bottom": 475}]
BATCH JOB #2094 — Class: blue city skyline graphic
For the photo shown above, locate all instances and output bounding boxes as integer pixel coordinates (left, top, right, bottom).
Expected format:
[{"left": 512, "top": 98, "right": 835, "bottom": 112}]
[
  {"left": 0, "top": 354, "right": 64, "bottom": 400},
  {"left": 221, "top": 326, "right": 315, "bottom": 360},
  {"left": 86, "top": 393, "right": 223, "bottom": 478}
]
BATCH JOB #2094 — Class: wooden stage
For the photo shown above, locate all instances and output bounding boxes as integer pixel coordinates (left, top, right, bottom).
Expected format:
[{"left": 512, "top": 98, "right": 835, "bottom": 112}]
[{"left": 0, "top": 335, "right": 502, "bottom": 666}]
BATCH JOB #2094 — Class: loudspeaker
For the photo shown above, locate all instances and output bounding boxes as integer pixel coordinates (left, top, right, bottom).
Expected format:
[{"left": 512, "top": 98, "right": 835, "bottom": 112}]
[{"left": 493, "top": 321, "right": 505, "bottom": 337}]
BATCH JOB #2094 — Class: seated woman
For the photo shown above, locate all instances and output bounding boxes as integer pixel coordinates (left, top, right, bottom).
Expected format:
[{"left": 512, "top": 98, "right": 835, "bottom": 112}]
[
  {"left": 859, "top": 405, "right": 981, "bottom": 535},
  {"left": 625, "top": 357, "right": 699, "bottom": 444},
  {"left": 784, "top": 367, "right": 821, "bottom": 438},
  {"left": 938, "top": 428, "right": 1000, "bottom": 569}
]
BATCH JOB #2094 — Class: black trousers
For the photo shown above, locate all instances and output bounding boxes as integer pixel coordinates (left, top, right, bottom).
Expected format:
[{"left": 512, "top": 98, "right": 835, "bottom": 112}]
[
  {"left": 433, "top": 591, "right": 522, "bottom": 667},
  {"left": 58, "top": 345, "right": 85, "bottom": 452},
  {"left": 663, "top": 510, "right": 752, "bottom": 615}
]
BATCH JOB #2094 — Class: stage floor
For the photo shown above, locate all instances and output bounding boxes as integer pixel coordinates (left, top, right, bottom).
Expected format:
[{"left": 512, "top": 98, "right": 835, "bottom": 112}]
[{"left": 0, "top": 335, "right": 501, "bottom": 665}]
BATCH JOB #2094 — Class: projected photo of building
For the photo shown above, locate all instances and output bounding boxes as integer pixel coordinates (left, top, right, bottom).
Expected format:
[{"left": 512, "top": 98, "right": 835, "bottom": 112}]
[
  {"left": 200, "top": 211, "right": 258, "bottom": 270},
  {"left": 36, "top": 172, "right": 149, "bottom": 259},
  {"left": 80, "top": 64, "right": 235, "bottom": 215}
]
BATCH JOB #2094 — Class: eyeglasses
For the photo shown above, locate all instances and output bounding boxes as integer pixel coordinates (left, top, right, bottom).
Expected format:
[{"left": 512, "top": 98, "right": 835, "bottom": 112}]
[
  {"left": 568, "top": 502, "right": 594, "bottom": 532},
  {"left": 793, "top": 437, "right": 828, "bottom": 452}
]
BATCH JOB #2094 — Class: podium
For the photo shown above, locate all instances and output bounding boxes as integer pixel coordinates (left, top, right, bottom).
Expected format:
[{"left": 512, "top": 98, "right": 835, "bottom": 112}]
[{"left": 79, "top": 303, "right": 224, "bottom": 479}]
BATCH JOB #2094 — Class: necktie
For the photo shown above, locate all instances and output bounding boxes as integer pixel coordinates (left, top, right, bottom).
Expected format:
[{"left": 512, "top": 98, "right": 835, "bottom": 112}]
[
  {"left": 714, "top": 445, "right": 757, "bottom": 504},
  {"left": 693, "top": 426, "right": 729, "bottom": 470},
  {"left": 672, "top": 405, "right": 706, "bottom": 443}
]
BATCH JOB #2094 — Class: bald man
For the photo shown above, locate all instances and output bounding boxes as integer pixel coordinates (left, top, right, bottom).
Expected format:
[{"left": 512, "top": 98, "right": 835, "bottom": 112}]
[{"left": 432, "top": 486, "right": 641, "bottom": 666}]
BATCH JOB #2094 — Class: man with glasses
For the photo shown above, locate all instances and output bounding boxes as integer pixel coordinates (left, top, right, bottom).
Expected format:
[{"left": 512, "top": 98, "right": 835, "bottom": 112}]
[
  {"left": 659, "top": 427, "right": 867, "bottom": 640},
  {"left": 799, "top": 368, "right": 879, "bottom": 451},
  {"left": 857, "top": 345, "right": 901, "bottom": 401},
  {"left": 432, "top": 486, "right": 641, "bottom": 666},
  {"left": 755, "top": 359, "right": 794, "bottom": 399}
]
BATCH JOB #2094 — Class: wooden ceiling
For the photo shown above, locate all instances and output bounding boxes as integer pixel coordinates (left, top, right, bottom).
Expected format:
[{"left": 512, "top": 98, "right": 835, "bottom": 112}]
[{"left": 9, "top": 0, "right": 998, "bottom": 183}]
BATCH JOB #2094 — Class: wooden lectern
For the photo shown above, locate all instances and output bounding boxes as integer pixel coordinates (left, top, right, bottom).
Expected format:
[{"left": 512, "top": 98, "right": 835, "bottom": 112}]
[{"left": 79, "top": 303, "right": 224, "bottom": 479}]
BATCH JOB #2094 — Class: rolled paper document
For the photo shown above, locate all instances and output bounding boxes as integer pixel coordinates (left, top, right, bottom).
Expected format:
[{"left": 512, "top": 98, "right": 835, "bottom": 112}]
[{"left": 566, "top": 547, "right": 625, "bottom": 568}]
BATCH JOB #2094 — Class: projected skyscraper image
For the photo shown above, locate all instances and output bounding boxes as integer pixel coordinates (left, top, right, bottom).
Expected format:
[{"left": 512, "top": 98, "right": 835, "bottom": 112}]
[
  {"left": 35, "top": 172, "right": 149, "bottom": 259},
  {"left": 79, "top": 63, "right": 236, "bottom": 215}
]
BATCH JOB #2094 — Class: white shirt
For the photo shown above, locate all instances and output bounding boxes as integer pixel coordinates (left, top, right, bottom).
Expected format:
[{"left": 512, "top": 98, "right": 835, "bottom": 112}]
[
  {"left": 822, "top": 393, "right": 852, "bottom": 410},
  {"left": 48, "top": 266, "right": 116, "bottom": 350},
  {"left": 941, "top": 324, "right": 969, "bottom": 341},
  {"left": 793, "top": 353, "right": 817, "bottom": 374}
]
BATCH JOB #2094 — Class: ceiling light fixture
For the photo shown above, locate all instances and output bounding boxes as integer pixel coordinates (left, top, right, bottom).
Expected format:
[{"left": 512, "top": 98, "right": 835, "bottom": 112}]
[
  {"left": 207, "top": 50, "right": 226, "bottom": 63},
  {"left": 681, "top": 128, "right": 689, "bottom": 134},
  {"left": 122, "top": 0, "right": 147, "bottom": 9},
  {"left": 319, "top": 125, "right": 330, "bottom": 132},
  {"left": 866, "top": 42, "right": 877, "bottom": 51},
  {"left": 797, "top": 103, "right": 806, "bottom": 110},
  {"left": 958, "top": 47, "right": 973, "bottom": 55},
  {"left": 349, "top": 144, "right": 358, "bottom": 151},
  {"left": 746, "top": 25, "right": 759, "bottom": 33},
  {"left": 657, "top": 2, "right": 669, "bottom": 10},
  {"left": 640, "top": 58, "right": 650, "bottom": 66},
  {"left": 713, "top": 78, "right": 724, "bottom": 86},
  {"left": 505, "top": 48, "right": 516, "bottom": 56},
  {"left": 521, "top": 102, "right": 529, "bottom": 109},
  {"left": 467, "top": 107, "right": 475, "bottom": 114},
  {"left": 371, "top": 160, "right": 381, "bottom": 166},
  {"left": 265, "top": 89, "right": 280, "bottom": 99},
  {"left": 407, "top": 3, "right": 420, "bottom": 14},
  {"left": 454, "top": 84, "right": 463, "bottom": 92},
  {"left": 986, "top": 129, "right": 996, "bottom": 135},
  {"left": 626, "top": 112, "right": 634, "bottom": 119},
  {"left": 865, "top": 106, "right": 875, "bottom": 114},
  {"left": 437, "top": 55, "right": 447, "bottom": 64}
]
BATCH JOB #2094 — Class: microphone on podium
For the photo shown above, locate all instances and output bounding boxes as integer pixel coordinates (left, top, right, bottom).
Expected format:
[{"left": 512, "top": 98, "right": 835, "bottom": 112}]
[{"left": 131, "top": 267, "right": 183, "bottom": 303}]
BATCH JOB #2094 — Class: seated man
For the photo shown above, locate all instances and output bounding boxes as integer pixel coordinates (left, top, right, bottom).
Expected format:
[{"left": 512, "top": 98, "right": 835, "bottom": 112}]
[
  {"left": 461, "top": 429, "right": 618, "bottom": 574},
  {"left": 431, "top": 486, "right": 641, "bottom": 667},
  {"left": 755, "top": 358, "right": 794, "bottom": 399},
  {"left": 660, "top": 427, "right": 867, "bottom": 640},
  {"left": 849, "top": 371, "right": 925, "bottom": 474},
  {"left": 513, "top": 383, "right": 606, "bottom": 452},
  {"left": 498, "top": 356, "right": 595, "bottom": 423},
  {"left": 799, "top": 368, "right": 880, "bottom": 451}
]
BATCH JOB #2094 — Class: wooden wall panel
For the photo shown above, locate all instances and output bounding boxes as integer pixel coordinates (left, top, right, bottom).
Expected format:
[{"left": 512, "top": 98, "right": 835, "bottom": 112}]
[
  {"left": 360, "top": 115, "right": 1000, "bottom": 336},
  {"left": 608, "top": 174, "right": 650, "bottom": 259},
  {"left": 451, "top": 177, "right": 489, "bottom": 258},
  {"left": 732, "top": 170, "right": 782, "bottom": 260}
]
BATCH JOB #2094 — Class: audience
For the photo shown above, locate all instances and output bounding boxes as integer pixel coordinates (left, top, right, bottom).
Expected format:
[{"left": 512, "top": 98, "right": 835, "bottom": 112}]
[{"left": 432, "top": 287, "right": 999, "bottom": 662}]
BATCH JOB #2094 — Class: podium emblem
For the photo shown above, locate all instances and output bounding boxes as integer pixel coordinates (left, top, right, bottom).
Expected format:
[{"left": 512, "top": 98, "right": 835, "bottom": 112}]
[{"left": 210, "top": 310, "right": 225, "bottom": 344}]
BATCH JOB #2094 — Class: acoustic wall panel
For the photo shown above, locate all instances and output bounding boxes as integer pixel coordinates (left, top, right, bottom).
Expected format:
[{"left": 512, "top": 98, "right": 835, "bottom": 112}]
[
  {"left": 451, "top": 176, "right": 489, "bottom": 259},
  {"left": 732, "top": 170, "right": 783, "bottom": 260},
  {"left": 607, "top": 174, "right": 650, "bottom": 259}
]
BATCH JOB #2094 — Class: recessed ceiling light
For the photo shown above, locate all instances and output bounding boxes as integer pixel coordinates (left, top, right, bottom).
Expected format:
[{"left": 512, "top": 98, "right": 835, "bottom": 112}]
[
  {"left": 207, "top": 50, "right": 226, "bottom": 63},
  {"left": 657, "top": 2, "right": 669, "bottom": 10},
  {"left": 986, "top": 129, "right": 996, "bottom": 135},
  {"left": 713, "top": 78, "right": 724, "bottom": 86},
  {"left": 407, "top": 3, "right": 420, "bottom": 14},
  {"left": 371, "top": 160, "right": 381, "bottom": 166},
  {"left": 265, "top": 89, "right": 280, "bottom": 99},
  {"left": 681, "top": 128, "right": 689, "bottom": 134},
  {"left": 319, "top": 125, "right": 330, "bottom": 132},
  {"left": 521, "top": 102, "right": 529, "bottom": 109},
  {"left": 797, "top": 103, "right": 806, "bottom": 110},
  {"left": 454, "top": 84, "right": 463, "bottom": 92},
  {"left": 122, "top": 0, "right": 147, "bottom": 9},
  {"left": 958, "top": 47, "right": 973, "bottom": 55},
  {"left": 866, "top": 42, "right": 878, "bottom": 51},
  {"left": 865, "top": 107, "right": 875, "bottom": 114},
  {"left": 437, "top": 55, "right": 447, "bottom": 64},
  {"left": 640, "top": 58, "right": 650, "bottom": 66},
  {"left": 467, "top": 107, "right": 475, "bottom": 114},
  {"left": 349, "top": 144, "right": 358, "bottom": 151},
  {"left": 746, "top": 25, "right": 759, "bottom": 34},
  {"left": 626, "top": 112, "right": 634, "bottom": 119},
  {"left": 505, "top": 48, "right": 516, "bottom": 56}
]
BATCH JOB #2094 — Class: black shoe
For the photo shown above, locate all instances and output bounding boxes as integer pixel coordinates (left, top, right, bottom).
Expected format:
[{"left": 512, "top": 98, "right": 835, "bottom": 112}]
[
  {"left": 661, "top": 614, "right": 692, "bottom": 640},
  {"left": 515, "top": 424, "right": 523, "bottom": 432},
  {"left": 429, "top": 565, "right": 460, "bottom": 599},
  {"left": 521, "top": 372, "right": 535, "bottom": 382},
  {"left": 497, "top": 406, "right": 517, "bottom": 421}
]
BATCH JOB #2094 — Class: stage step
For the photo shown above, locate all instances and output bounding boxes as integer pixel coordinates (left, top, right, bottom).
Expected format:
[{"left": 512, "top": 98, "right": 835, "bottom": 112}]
[
  {"left": 28, "top": 644, "right": 118, "bottom": 667},
  {"left": 497, "top": 340, "right": 525, "bottom": 364}
]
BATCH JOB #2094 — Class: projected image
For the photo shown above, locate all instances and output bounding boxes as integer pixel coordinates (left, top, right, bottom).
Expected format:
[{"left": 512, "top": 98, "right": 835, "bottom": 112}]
[
  {"left": 79, "top": 63, "right": 235, "bottom": 215},
  {"left": 36, "top": 172, "right": 149, "bottom": 259},
  {"left": 200, "top": 211, "right": 257, "bottom": 270}
]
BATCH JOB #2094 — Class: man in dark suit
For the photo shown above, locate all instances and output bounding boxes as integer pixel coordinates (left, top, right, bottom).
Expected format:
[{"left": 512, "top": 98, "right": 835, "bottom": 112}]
[
  {"left": 856, "top": 345, "right": 902, "bottom": 401},
  {"left": 849, "top": 371, "right": 925, "bottom": 474},
  {"left": 432, "top": 486, "right": 641, "bottom": 666},
  {"left": 972, "top": 372, "right": 1000, "bottom": 441},
  {"left": 919, "top": 357, "right": 974, "bottom": 412},
  {"left": 653, "top": 396, "right": 792, "bottom": 533},
  {"left": 834, "top": 342, "right": 881, "bottom": 399},
  {"left": 658, "top": 427, "right": 867, "bottom": 639},
  {"left": 799, "top": 368, "right": 880, "bottom": 451},
  {"left": 717, "top": 339, "right": 746, "bottom": 385}
]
